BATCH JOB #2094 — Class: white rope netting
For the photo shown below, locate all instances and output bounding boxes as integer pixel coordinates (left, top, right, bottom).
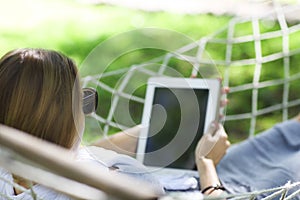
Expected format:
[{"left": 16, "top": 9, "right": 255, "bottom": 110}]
[
  {"left": 82, "top": 3, "right": 300, "bottom": 141},
  {"left": 0, "top": 2, "right": 299, "bottom": 200},
  {"left": 80, "top": 2, "right": 300, "bottom": 199},
  {"left": 163, "top": 181, "right": 300, "bottom": 200}
]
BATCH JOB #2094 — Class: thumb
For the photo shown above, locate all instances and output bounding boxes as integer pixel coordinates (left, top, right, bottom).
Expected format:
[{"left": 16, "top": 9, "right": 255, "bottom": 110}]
[
  {"left": 206, "top": 121, "right": 218, "bottom": 137},
  {"left": 211, "top": 124, "right": 226, "bottom": 140}
]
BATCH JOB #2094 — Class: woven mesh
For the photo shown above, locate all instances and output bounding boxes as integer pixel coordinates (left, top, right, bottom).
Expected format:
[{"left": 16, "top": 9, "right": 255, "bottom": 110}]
[
  {"left": 0, "top": 2, "right": 299, "bottom": 200},
  {"left": 82, "top": 3, "right": 300, "bottom": 141},
  {"left": 80, "top": 3, "right": 300, "bottom": 198}
]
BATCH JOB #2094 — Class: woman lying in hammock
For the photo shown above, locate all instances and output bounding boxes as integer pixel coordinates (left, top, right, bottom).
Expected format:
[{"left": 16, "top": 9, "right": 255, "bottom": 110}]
[
  {"left": 95, "top": 110, "right": 300, "bottom": 198},
  {"left": 0, "top": 48, "right": 298, "bottom": 199}
]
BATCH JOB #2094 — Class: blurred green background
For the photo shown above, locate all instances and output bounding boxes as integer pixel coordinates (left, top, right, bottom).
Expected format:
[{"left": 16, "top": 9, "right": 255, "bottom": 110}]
[
  {"left": 2, "top": 0, "right": 300, "bottom": 144},
  {"left": 0, "top": 0, "right": 229, "bottom": 140},
  {"left": 0, "top": 0, "right": 230, "bottom": 64}
]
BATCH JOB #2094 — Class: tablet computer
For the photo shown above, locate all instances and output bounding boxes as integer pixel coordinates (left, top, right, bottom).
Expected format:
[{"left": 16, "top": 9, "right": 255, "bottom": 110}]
[{"left": 136, "top": 77, "right": 221, "bottom": 171}]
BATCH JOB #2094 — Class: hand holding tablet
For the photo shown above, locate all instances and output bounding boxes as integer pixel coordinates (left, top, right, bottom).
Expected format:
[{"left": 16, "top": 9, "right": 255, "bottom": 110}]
[
  {"left": 195, "top": 123, "right": 230, "bottom": 166},
  {"left": 136, "top": 77, "right": 222, "bottom": 171}
]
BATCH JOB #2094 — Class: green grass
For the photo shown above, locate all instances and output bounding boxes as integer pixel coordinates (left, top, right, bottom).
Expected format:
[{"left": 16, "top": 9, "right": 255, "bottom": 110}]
[
  {"left": 0, "top": 0, "right": 232, "bottom": 143},
  {"left": 3, "top": 1, "right": 299, "bottom": 144},
  {"left": 0, "top": 0, "right": 231, "bottom": 65}
]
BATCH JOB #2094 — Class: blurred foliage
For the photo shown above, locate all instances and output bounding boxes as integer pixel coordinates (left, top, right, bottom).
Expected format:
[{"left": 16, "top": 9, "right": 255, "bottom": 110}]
[
  {"left": 86, "top": 16, "right": 300, "bottom": 144},
  {"left": 1, "top": 0, "right": 300, "bottom": 144},
  {"left": 0, "top": 0, "right": 230, "bottom": 143},
  {"left": 0, "top": 0, "right": 230, "bottom": 63}
]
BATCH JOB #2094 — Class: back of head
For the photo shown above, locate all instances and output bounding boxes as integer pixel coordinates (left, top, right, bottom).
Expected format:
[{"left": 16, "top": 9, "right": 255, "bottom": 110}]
[{"left": 0, "top": 48, "right": 83, "bottom": 149}]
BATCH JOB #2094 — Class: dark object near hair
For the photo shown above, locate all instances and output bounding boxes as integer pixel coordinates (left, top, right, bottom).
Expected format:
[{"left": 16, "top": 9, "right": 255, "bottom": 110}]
[{"left": 82, "top": 88, "right": 98, "bottom": 115}]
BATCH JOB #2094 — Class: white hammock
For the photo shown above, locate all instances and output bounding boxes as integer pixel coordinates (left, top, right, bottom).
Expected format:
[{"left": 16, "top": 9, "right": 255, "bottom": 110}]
[
  {"left": 80, "top": 1, "right": 300, "bottom": 199},
  {"left": 81, "top": 2, "right": 300, "bottom": 139},
  {"left": 0, "top": 1, "right": 299, "bottom": 200}
]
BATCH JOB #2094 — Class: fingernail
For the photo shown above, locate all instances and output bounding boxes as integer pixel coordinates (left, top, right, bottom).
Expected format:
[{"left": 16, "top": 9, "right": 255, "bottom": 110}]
[
  {"left": 210, "top": 121, "right": 218, "bottom": 128},
  {"left": 210, "top": 122, "right": 215, "bottom": 128}
]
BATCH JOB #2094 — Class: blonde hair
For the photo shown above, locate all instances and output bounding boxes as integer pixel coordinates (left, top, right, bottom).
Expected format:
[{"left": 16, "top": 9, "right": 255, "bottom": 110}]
[{"left": 0, "top": 48, "right": 83, "bottom": 149}]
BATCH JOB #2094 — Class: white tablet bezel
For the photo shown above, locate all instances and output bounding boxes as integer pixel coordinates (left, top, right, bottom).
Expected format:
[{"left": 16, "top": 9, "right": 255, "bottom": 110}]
[{"left": 136, "top": 77, "right": 221, "bottom": 165}]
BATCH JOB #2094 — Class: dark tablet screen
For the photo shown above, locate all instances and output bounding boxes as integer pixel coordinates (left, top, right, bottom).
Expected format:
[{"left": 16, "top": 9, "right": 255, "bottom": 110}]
[{"left": 144, "top": 87, "right": 209, "bottom": 169}]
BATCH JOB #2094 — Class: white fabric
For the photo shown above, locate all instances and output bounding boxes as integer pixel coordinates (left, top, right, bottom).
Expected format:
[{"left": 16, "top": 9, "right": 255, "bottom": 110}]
[
  {"left": 80, "top": 146, "right": 165, "bottom": 194},
  {"left": 155, "top": 174, "right": 198, "bottom": 191},
  {"left": 0, "top": 146, "right": 166, "bottom": 199},
  {"left": 0, "top": 168, "right": 72, "bottom": 200}
]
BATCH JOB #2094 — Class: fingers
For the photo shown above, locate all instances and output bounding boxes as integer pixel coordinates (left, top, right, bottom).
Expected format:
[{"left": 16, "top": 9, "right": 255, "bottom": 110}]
[
  {"left": 221, "top": 87, "right": 230, "bottom": 95},
  {"left": 219, "top": 87, "right": 229, "bottom": 120},
  {"left": 206, "top": 122, "right": 227, "bottom": 138},
  {"left": 195, "top": 123, "right": 230, "bottom": 164},
  {"left": 220, "top": 87, "right": 229, "bottom": 108},
  {"left": 216, "top": 125, "right": 231, "bottom": 152},
  {"left": 212, "top": 124, "right": 223, "bottom": 138},
  {"left": 206, "top": 121, "right": 218, "bottom": 136},
  {"left": 220, "top": 98, "right": 229, "bottom": 107},
  {"left": 212, "top": 124, "right": 228, "bottom": 143},
  {"left": 226, "top": 140, "right": 231, "bottom": 148}
]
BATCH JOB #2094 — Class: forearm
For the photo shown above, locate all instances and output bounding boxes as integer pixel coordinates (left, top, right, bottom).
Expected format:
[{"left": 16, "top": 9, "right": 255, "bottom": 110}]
[
  {"left": 196, "top": 157, "right": 224, "bottom": 196},
  {"left": 91, "top": 125, "right": 141, "bottom": 157}
]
